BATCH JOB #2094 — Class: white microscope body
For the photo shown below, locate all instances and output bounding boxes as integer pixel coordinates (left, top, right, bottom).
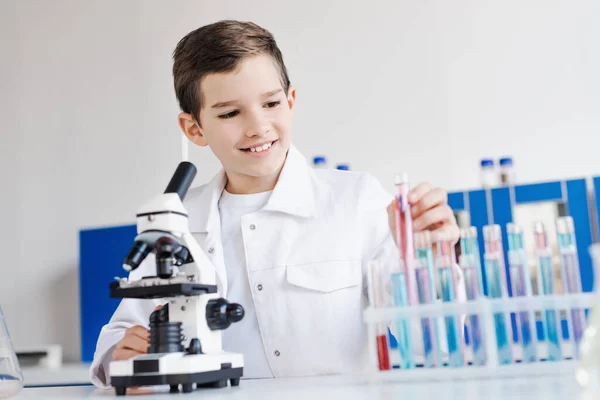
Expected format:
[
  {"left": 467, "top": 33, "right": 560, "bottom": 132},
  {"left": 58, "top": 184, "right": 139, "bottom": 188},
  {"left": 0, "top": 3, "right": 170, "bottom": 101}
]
[{"left": 108, "top": 162, "right": 244, "bottom": 396}]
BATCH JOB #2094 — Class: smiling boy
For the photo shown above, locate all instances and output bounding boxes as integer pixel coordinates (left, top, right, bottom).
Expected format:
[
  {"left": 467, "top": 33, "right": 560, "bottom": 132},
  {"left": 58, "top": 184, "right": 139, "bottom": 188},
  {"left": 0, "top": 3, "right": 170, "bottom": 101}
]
[{"left": 90, "top": 20, "right": 462, "bottom": 388}]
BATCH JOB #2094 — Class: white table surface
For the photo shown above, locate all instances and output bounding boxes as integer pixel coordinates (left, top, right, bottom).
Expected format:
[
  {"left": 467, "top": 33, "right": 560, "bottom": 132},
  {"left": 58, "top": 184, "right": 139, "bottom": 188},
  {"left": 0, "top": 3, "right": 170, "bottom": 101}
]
[
  {"left": 21, "top": 363, "right": 92, "bottom": 387},
  {"left": 10, "top": 364, "right": 600, "bottom": 400}
]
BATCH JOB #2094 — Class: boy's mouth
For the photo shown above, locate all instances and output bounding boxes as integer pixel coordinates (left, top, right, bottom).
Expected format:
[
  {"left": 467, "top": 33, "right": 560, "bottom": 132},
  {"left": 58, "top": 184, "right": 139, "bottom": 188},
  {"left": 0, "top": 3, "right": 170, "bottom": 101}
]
[{"left": 240, "top": 140, "right": 278, "bottom": 153}]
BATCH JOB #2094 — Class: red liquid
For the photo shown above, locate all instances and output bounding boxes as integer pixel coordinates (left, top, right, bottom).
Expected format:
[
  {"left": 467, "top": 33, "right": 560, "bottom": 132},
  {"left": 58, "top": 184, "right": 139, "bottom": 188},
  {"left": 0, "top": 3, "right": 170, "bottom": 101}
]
[{"left": 376, "top": 334, "right": 390, "bottom": 370}]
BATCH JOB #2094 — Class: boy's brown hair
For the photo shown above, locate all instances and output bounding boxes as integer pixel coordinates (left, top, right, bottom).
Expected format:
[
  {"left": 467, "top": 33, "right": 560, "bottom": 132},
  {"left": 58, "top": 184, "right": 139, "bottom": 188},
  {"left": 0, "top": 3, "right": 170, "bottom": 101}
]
[{"left": 172, "top": 20, "right": 291, "bottom": 124}]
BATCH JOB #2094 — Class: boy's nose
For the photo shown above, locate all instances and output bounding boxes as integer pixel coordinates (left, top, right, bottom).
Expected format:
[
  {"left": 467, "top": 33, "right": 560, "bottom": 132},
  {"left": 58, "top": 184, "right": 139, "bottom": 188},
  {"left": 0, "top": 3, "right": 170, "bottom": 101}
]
[{"left": 244, "top": 111, "right": 270, "bottom": 137}]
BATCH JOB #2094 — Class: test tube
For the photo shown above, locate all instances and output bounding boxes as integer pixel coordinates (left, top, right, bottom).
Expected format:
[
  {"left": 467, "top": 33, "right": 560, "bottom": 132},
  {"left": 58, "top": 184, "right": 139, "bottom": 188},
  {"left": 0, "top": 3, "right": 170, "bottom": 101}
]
[
  {"left": 507, "top": 248, "right": 537, "bottom": 363},
  {"left": 436, "top": 234, "right": 466, "bottom": 367},
  {"left": 415, "top": 231, "right": 443, "bottom": 367},
  {"left": 459, "top": 254, "right": 486, "bottom": 365},
  {"left": 415, "top": 257, "right": 440, "bottom": 367},
  {"left": 533, "top": 222, "right": 562, "bottom": 361},
  {"left": 368, "top": 261, "right": 391, "bottom": 370},
  {"left": 460, "top": 227, "right": 484, "bottom": 295},
  {"left": 436, "top": 254, "right": 465, "bottom": 367},
  {"left": 415, "top": 231, "right": 437, "bottom": 299},
  {"left": 556, "top": 217, "right": 585, "bottom": 358},
  {"left": 394, "top": 173, "right": 418, "bottom": 306},
  {"left": 484, "top": 252, "right": 513, "bottom": 364},
  {"left": 483, "top": 224, "right": 513, "bottom": 364},
  {"left": 391, "top": 263, "right": 415, "bottom": 369},
  {"left": 507, "top": 222, "right": 525, "bottom": 252}
]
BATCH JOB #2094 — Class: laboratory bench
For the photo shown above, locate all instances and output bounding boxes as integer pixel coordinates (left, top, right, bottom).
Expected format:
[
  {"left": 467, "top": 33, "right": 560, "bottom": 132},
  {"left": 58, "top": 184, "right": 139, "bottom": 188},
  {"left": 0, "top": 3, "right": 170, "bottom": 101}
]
[{"left": 12, "top": 361, "right": 599, "bottom": 399}]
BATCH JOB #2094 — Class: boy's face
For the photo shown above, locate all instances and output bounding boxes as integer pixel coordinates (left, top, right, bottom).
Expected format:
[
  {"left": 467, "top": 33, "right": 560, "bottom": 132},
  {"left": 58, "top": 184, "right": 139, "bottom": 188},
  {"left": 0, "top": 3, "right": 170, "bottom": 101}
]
[{"left": 179, "top": 54, "right": 295, "bottom": 185}]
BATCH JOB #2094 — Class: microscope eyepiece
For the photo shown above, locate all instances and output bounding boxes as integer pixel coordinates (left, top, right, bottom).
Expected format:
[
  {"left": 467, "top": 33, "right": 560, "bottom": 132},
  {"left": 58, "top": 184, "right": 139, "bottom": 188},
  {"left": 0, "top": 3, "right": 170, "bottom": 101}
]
[
  {"left": 164, "top": 162, "right": 197, "bottom": 201},
  {"left": 123, "top": 241, "right": 152, "bottom": 272}
]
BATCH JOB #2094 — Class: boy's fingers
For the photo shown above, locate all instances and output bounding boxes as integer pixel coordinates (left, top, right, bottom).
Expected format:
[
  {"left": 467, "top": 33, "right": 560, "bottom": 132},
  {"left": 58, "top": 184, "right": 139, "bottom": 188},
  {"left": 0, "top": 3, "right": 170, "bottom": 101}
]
[
  {"left": 411, "top": 188, "right": 447, "bottom": 219},
  {"left": 413, "top": 204, "right": 454, "bottom": 231},
  {"left": 118, "top": 334, "right": 149, "bottom": 354},
  {"left": 125, "top": 325, "right": 150, "bottom": 341},
  {"left": 407, "top": 182, "right": 432, "bottom": 204},
  {"left": 430, "top": 224, "right": 460, "bottom": 245}
]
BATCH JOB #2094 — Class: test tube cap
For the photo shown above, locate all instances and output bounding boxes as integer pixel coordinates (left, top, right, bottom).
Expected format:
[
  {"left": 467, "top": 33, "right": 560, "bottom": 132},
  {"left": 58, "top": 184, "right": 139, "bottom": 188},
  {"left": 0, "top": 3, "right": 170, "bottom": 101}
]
[
  {"left": 483, "top": 224, "right": 502, "bottom": 241},
  {"left": 506, "top": 223, "right": 523, "bottom": 234},
  {"left": 533, "top": 221, "right": 548, "bottom": 249},
  {"left": 414, "top": 230, "right": 432, "bottom": 249},
  {"left": 460, "top": 226, "right": 478, "bottom": 239},
  {"left": 533, "top": 221, "right": 547, "bottom": 233},
  {"left": 394, "top": 172, "right": 409, "bottom": 185},
  {"left": 556, "top": 216, "right": 575, "bottom": 234}
]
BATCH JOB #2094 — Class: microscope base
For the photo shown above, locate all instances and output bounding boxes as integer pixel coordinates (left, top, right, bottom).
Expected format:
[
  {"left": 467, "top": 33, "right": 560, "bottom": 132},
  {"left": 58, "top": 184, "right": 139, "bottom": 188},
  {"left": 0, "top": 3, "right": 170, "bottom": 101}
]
[{"left": 109, "top": 352, "right": 243, "bottom": 396}]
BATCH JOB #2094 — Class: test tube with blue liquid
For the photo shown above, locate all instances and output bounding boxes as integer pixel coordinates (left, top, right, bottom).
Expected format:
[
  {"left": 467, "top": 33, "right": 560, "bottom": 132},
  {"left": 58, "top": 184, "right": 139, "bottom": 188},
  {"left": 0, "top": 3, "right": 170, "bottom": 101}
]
[
  {"left": 460, "top": 227, "right": 484, "bottom": 295},
  {"left": 414, "top": 231, "right": 442, "bottom": 367},
  {"left": 483, "top": 225, "right": 513, "bottom": 364},
  {"left": 459, "top": 254, "right": 486, "bottom": 365},
  {"left": 391, "top": 260, "right": 415, "bottom": 369},
  {"left": 436, "top": 234, "right": 466, "bottom": 367},
  {"left": 533, "top": 222, "right": 562, "bottom": 361},
  {"left": 556, "top": 217, "right": 586, "bottom": 358},
  {"left": 506, "top": 223, "right": 537, "bottom": 363}
]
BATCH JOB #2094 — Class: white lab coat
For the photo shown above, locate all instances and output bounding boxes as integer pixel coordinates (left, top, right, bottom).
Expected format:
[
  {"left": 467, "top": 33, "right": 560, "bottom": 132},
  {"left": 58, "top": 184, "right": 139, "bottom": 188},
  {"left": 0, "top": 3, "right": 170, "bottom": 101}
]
[{"left": 89, "top": 145, "right": 464, "bottom": 389}]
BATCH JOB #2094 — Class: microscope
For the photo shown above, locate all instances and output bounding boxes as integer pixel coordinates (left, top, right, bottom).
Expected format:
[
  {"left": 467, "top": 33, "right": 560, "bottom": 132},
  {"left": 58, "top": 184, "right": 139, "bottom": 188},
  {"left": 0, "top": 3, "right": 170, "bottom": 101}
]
[{"left": 108, "top": 162, "right": 245, "bottom": 396}]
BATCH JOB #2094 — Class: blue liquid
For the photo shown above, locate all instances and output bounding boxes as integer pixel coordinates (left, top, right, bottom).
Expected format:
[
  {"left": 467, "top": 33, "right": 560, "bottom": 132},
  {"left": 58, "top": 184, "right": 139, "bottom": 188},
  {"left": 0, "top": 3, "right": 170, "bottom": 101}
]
[
  {"left": 539, "top": 255, "right": 562, "bottom": 361},
  {"left": 391, "top": 272, "right": 415, "bottom": 369},
  {"left": 517, "top": 310, "right": 536, "bottom": 362},
  {"left": 464, "top": 266, "right": 486, "bottom": 365},
  {"left": 415, "top": 265, "right": 441, "bottom": 367},
  {"left": 416, "top": 248, "right": 442, "bottom": 367},
  {"left": 439, "top": 267, "right": 464, "bottom": 367},
  {"left": 509, "top": 255, "right": 537, "bottom": 363},
  {"left": 485, "top": 257, "right": 513, "bottom": 364},
  {"left": 469, "top": 314, "right": 485, "bottom": 365}
]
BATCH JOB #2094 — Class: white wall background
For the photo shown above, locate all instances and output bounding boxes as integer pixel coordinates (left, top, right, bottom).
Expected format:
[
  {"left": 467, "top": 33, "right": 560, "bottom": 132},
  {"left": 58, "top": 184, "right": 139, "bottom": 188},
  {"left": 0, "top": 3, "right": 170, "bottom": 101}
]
[{"left": 1, "top": 0, "right": 599, "bottom": 361}]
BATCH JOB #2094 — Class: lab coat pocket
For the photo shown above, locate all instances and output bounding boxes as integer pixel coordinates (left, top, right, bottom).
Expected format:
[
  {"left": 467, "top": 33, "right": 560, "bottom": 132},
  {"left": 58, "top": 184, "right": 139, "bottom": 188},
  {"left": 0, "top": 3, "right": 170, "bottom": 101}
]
[{"left": 285, "top": 260, "right": 362, "bottom": 293}]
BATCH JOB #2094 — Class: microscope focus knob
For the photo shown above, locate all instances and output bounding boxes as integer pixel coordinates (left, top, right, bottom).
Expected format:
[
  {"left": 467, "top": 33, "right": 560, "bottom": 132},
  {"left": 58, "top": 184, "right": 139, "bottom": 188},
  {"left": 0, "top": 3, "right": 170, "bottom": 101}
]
[{"left": 206, "top": 298, "right": 245, "bottom": 331}]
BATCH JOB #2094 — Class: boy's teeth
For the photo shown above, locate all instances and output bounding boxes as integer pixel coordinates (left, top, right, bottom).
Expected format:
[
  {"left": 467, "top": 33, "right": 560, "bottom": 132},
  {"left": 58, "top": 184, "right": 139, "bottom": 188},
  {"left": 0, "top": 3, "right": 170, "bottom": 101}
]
[{"left": 248, "top": 141, "right": 272, "bottom": 153}]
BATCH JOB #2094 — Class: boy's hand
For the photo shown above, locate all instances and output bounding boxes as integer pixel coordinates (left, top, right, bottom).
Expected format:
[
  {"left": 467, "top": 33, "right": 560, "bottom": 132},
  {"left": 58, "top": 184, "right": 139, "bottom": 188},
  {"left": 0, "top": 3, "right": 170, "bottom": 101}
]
[
  {"left": 112, "top": 305, "right": 162, "bottom": 361},
  {"left": 387, "top": 183, "right": 459, "bottom": 245},
  {"left": 112, "top": 326, "right": 149, "bottom": 361}
]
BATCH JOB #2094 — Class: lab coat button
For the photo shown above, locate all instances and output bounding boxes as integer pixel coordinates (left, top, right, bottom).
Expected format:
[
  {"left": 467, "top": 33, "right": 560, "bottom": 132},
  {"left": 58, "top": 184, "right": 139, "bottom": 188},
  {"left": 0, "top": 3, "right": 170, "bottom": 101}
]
[
  {"left": 208, "top": 247, "right": 215, "bottom": 254},
  {"left": 257, "top": 284, "right": 263, "bottom": 291},
  {"left": 249, "top": 224, "right": 256, "bottom": 231},
  {"left": 274, "top": 350, "right": 280, "bottom": 357}
]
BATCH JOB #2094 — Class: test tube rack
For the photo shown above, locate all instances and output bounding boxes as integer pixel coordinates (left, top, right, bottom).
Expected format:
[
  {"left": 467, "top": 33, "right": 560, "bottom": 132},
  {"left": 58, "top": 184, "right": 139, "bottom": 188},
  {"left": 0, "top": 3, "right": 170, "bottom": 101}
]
[{"left": 363, "top": 292, "right": 597, "bottom": 381}]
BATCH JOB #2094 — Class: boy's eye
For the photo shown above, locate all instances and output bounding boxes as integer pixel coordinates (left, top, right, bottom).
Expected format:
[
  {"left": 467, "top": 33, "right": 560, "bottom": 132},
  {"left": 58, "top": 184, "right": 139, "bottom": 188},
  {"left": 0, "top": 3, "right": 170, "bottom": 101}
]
[
  {"left": 264, "top": 101, "right": 281, "bottom": 109},
  {"left": 218, "top": 110, "right": 239, "bottom": 119}
]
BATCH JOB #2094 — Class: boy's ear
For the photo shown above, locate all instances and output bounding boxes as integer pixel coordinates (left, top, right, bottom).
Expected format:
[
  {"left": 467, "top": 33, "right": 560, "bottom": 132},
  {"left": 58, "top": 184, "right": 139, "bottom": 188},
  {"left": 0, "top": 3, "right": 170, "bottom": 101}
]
[
  {"left": 287, "top": 85, "right": 297, "bottom": 116},
  {"left": 178, "top": 112, "right": 208, "bottom": 147}
]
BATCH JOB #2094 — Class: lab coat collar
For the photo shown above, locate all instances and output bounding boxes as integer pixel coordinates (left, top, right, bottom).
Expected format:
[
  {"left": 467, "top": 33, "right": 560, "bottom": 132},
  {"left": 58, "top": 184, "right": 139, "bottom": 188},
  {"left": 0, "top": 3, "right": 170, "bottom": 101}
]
[{"left": 189, "top": 144, "right": 317, "bottom": 233}]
